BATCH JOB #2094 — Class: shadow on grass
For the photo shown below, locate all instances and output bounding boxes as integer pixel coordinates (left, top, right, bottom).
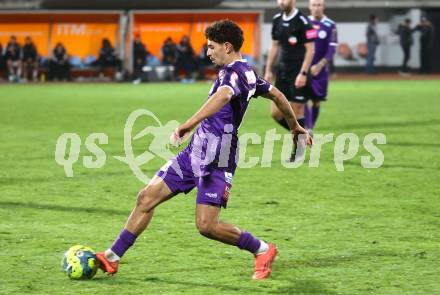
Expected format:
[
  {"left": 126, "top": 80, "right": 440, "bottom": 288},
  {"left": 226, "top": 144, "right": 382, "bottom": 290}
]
[
  {"left": 0, "top": 201, "right": 129, "bottom": 216},
  {"left": 88, "top": 261, "right": 336, "bottom": 294}
]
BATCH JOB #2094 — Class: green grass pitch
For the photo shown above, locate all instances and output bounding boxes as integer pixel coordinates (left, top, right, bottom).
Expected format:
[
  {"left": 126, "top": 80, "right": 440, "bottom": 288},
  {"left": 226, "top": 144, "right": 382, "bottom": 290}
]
[{"left": 1, "top": 80, "right": 439, "bottom": 294}]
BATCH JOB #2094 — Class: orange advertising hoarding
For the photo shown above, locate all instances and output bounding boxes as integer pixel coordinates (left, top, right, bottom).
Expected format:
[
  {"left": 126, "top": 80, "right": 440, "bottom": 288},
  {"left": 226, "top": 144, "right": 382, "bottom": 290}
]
[
  {"left": 50, "top": 23, "right": 119, "bottom": 59},
  {"left": 133, "top": 12, "right": 261, "bottom": 61},
  {"left": 0, "top": 13, "right": 121, "bottom": 60},
  {"left": 0, "top": 23, "right": 50, "bottom": 56}
]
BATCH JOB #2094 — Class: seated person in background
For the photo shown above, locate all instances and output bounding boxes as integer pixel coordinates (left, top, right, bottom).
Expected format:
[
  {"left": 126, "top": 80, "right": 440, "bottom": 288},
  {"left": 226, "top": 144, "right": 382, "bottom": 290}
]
[
  {"left": 4, "top": 36, "right": 22, "bottom": 82},
  {"left": 22, "top": 36, "right": 39, "bottom": 81},
  {"left": 175, "top": 35, "right": 195, "bottom": 82},
  {"left": 160, "top": 37, "right": 178, "bottom": 80},
  {"left": 132, "top": 35, "right": 150, "bottom": 82},
  {"left": 97, "top": 38, "right": 122, "bottom": 79},
  {"left": 197, "top": 43, "right": 211, "bottom": 80},
  {"left": 161, "top": 37, "right": 177, "bottom": 66},
  {"left": 49, "top": 42, "right": 70, "bottom": 81}
]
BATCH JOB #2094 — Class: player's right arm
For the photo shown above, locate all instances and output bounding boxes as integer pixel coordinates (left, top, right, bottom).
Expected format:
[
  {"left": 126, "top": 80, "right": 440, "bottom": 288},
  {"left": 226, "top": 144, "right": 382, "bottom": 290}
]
[
  {"left": 262, "top": 86, "right": 312, "bottom": 146},
  {"left": 264, "top": 40, "right": 279, "bottom": 82}
]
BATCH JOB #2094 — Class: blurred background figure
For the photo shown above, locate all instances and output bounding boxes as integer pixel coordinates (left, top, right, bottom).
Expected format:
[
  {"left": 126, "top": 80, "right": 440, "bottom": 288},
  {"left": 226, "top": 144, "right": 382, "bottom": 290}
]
[
  {"left": 197, "top": 43, "right": 211, "bottom": 80},
  {"left": 366, "top": 14, "right": 379, "bottom": 74},
  {"left": 96, "top": 38, "right": 122, "bottom": 80},
  {"left": 397, "top": 18, "right": 413, "bottom": 75},
  {"left": 160, "top": 37, "right": 177, "bottom": 80},
  {"left": 21, "top": 36, "right": 39, "bottom": 81},
  {"left": 414, "top": 16, "right": 434, "bottom": 74},
  {"left": 4, "top": 36, "right": 22, "bottom": 82},
  {"left": 161, "top": 37, "right": 177, "bottom": 80},
  {"left": 132, "top": 34, "right": 150, "bottom": 83},
  {"left": 0, "top": 42, "right": 4, "bottom": 73},
  {"left": 175, "top": 35, "right": 195, "bottom": 83},
  {"left": 49, "top": 42, "right": 70, "bottom": 81},
  {"left": 161, "top": 37, "right": 177, "bottom": 66}
]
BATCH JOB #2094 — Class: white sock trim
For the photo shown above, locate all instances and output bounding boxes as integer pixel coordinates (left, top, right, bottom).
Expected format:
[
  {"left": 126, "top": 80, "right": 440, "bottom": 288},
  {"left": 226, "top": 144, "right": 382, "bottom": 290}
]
[
  {"left": 255, "top": 240, "right": 269, "bottom": 255},
  {"left": 104, "top": 249, "right": 121, "bottom": 262}
]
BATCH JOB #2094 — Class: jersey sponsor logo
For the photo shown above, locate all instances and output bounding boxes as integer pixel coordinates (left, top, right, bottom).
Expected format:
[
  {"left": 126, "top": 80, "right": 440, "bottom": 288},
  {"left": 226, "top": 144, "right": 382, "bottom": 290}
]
[
  {"left": 282, "top": 22, "right": 289, "bottom": 27},
  {"left": 306, "top": 29, "right": 318, "bottom": 39},
  {"left": 224, "top": 172, "right": 233, "bottom": 184},
  {"left": 295, "top": 96, "right": 305, "bottom": 100},
  {"left": 205, "top": 192, "right": 218, "bottom": 199},
  {"left": 288, "top": 36, "right": 298, "bottom": 45},
  {"left": 318, "top": 30, "right": 327, "bottom": 39}
]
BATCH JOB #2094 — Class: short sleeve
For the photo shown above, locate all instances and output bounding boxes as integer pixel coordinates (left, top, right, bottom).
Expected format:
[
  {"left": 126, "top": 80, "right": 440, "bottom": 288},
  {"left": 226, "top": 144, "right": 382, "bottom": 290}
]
[
  {"left": 218, "top": 68, "right": 241, "bottom": 97},
  {"left": 271, "top": 16, "right": 281, "bottom": 41},
  {"left": 253, "top": 75, "right": 273, "bottom": 98},
  {"left": 299, "top": 15, "right": 317, "bottom": 44}
]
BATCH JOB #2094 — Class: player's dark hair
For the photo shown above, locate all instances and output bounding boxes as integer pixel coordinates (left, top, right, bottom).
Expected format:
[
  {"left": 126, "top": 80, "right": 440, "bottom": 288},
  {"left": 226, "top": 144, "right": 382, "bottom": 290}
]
[{"left": 204, "top": 19, "right": 244, "bottom": 52}]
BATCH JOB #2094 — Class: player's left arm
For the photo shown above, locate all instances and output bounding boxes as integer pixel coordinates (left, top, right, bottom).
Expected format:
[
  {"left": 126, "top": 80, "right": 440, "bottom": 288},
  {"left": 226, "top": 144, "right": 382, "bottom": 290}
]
[
  {"left": 175, "top": 86, "right": 233, "bottom": 138},
  {"left": 262, "top": 86, "right": 312, "bottom": 146},
  {"left": 311, "top": 24, "right": 338, "bottom": 77},
  {"left": 296, "top": 19, "right": 316, "bottom": 88}
]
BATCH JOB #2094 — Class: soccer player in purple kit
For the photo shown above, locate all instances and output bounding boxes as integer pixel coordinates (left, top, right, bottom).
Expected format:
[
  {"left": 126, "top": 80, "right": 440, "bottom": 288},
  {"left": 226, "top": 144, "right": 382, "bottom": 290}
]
[
  {"left": 96, "top": 20, "right": 312, "bottom": 280},
  {"left": 304, "top": 0, "right": 337, "bottom": 131}
]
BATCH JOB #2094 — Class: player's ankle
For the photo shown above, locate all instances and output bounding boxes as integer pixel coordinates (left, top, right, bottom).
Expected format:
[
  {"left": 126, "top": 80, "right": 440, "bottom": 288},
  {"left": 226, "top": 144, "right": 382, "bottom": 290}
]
[
  {"left": 255, "top": 240, "right": 269, "bottom": 255},
  {"left": 104, "top": 249, "right": 121, "bottom": 262}
]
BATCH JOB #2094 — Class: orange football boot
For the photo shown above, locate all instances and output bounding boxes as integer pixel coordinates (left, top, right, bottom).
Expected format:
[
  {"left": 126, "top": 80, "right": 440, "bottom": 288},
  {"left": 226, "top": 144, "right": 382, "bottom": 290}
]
[
  {"left": 252, "top": 243, "right": 278, "bottom": 280},
  {"left": 96, "top": 252, "right": 119, "bottom": 275}
]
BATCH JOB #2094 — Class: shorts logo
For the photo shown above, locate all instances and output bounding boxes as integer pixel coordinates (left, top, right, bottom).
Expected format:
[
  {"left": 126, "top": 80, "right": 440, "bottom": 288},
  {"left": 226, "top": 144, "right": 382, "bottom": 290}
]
[
  {"left": 205, "top": 192, "right": 218, "bottom": 199},
  {"left": 306, "top": 29, "right": 318, "bottom": 39},
  {"left": 223, "top": 184, "right": 231, "bottom": 202},
  {"left": 224, "top": 172, "right": 233, "bottom": 184},
  {"left": 288, "top": 36, "right": 297, "bottom": 46},
  {"left": 318, "top": 30, "right": 327, "bottom": 39}
]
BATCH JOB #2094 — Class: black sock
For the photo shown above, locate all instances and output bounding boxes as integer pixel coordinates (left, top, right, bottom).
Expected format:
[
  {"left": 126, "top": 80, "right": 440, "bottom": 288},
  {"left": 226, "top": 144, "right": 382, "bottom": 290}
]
[
  {"left": 291, "top": 117, "right": 305, "bottom": 160},
  {"left": 276, "top": 118, "right": 290, "bottom": 130}
]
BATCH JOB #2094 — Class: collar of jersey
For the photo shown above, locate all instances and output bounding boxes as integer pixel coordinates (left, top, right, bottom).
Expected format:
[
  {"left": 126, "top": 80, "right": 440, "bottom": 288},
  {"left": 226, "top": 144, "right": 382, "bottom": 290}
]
[
  {"left": 226, "top": 59, "right": 247, "bottom": 67},
  {"left": 309, "top": 15, "right": 328, "bottom": 23},
  {"left": 282, "top": 8, "right": 298, "bottom": 21}
]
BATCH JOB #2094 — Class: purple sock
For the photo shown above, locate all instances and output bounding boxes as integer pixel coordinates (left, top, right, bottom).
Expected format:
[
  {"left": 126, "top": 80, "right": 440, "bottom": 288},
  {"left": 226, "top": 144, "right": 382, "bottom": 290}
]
[
  {"left": 304, "top": 104, "right": 312, "bottom": 129},
  {"left": 110, "top": 229, "right": 138, "bottom": 258},
  {"left": 311, "top": 105, "right": 320, "bottom": 128},
  {"left": 237, "top": 231, "right": 261, "bottom": 254}
]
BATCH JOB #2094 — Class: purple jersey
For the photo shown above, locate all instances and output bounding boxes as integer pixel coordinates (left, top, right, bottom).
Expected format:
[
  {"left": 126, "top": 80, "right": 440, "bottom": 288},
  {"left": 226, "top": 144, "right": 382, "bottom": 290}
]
[
  {"left": 186, "top": 59, "right": 271, "bottom": 175},
  {"left": 309, "top": 16, "right": 337, "bottom": 98}
]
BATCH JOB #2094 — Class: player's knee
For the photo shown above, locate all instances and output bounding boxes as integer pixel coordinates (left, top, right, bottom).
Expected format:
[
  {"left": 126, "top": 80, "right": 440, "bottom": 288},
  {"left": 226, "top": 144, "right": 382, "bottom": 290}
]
[
  {"left": 135, "top": 187, "right": 155, "bottom": 212},
  {"left": 313, "top": 100, "right": 320, "bottom": 107},
  {"left": 196, "top": 219, "right": 216, "bottom": 238}
]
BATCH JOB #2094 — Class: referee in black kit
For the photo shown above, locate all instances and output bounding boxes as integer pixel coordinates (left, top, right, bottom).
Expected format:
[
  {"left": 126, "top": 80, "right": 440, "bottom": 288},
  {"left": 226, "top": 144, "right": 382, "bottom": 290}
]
[{"left": 264, "top": 0, "right": 316, "bottom": 160}]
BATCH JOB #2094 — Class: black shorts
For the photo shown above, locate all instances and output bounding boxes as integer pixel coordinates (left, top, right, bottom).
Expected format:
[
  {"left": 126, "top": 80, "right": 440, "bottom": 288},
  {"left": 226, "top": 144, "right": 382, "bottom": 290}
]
[{"left": 275, "top": 61, "right": 313, "bottom": 104}]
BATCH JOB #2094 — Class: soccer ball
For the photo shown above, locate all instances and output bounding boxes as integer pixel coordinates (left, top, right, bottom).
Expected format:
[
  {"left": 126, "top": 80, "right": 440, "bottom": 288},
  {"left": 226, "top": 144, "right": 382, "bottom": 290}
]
[{"left": 62, "top": 245, "right": 98, "bottom": 279}]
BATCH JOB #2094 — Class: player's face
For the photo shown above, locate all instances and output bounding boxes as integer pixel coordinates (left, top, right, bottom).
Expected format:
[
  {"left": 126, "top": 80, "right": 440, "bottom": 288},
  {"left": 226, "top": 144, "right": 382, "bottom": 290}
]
[
  {"left": 206, "top": 39, "right": 227, "bottom": 68},
  {"left": 277, "top": 0, "right": 295, "bottom": 12},
  {"left": 309, "top": 0, "right": 325, "bottom": 18}
]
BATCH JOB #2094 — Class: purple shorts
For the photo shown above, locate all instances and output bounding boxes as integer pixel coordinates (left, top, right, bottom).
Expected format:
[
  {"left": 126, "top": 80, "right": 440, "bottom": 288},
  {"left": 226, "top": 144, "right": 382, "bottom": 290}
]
[{"left": 156, "top": 150, "right": 234, "bottom": 208}]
